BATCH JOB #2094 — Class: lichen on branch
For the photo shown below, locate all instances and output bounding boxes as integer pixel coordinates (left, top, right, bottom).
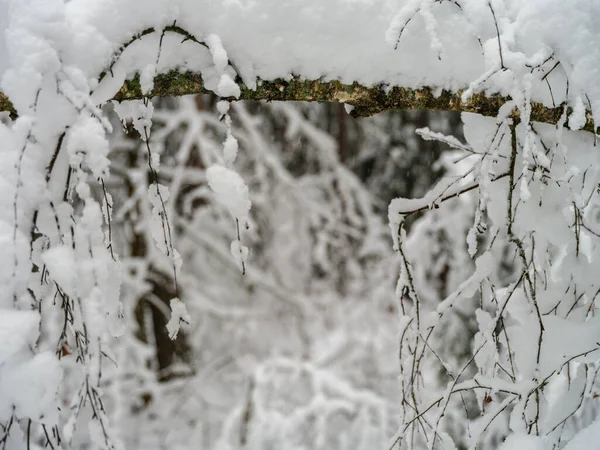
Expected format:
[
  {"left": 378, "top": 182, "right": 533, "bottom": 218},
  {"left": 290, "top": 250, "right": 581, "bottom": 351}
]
[{"left": 1, "top": 71, "right": 596, "bottom": 133}]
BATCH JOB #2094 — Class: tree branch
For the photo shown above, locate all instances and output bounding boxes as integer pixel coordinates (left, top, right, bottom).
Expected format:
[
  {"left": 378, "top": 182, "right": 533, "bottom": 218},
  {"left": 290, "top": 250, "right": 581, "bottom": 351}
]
[
  {"left": 1, "top": 71, "right": 596, "bottom": 133},
  {"left": 394, "top": 171, "right": 510, "bottom": 216},
  {"left": 0, "top": 91, "right": 16, "bottom": 120}
]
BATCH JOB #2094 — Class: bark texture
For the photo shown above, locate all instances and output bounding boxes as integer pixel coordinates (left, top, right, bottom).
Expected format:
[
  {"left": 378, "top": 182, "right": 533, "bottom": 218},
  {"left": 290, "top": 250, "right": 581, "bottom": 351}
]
[{"left": 0, "top": 71, "right": 596, "bottom": 133}]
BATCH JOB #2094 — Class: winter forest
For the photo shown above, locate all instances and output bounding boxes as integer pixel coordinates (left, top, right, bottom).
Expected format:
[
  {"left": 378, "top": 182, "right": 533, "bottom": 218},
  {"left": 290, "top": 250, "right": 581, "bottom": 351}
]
[{"left": 0, "top": 1, "right": 600, "bottom": 449}]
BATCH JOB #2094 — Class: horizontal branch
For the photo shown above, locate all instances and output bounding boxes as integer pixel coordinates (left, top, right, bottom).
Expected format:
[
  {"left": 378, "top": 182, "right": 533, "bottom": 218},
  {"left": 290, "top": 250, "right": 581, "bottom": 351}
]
[{"left": 0, "top": 71, "right": 596, "bottom": 133}]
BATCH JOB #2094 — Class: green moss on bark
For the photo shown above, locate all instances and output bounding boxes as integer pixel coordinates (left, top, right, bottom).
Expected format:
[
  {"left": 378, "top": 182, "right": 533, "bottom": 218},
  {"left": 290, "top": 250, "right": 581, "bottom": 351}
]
[
  {"left": 1, "top": 70, "right": 596, "bottom": 134},
  {"left": 0, "top": 92, "right": 17, "bottom": 120}
]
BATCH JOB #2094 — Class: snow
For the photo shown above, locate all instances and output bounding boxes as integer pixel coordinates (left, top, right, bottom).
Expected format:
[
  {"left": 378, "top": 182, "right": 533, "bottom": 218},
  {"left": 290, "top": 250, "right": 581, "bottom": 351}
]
[
  {"left": 207, "top": 163, "right": 251, "bottom": 271},
  {"left": 0, "top": 0, "right": 596, "bottom": 119},
  {"left": 206, "top": 164, "right": 251, "bottom": 224},
  {"left": 499, "top": 423, "right": 600, "bottom": 450},
  {"left": 564, "top": 421, "right": 600, "bottom": 450},
  {"left": 0, "top": 352, "right": 62, "bottom": 424},
  {"left": 499, "top": 434, "right": 549, "bottom": 450},
  {"left": 66, "top": 114, "right": 111, "bottom": 179},
  {"left": 0, "top": 310, "right": 39, "bottom": 366},
  {"left": 206, "top": 34, "right": 229, "bottom": 73},
  {"left": 222, "top": 133, "right": 238, "bottom": 165},
  {"left": 140, "top": 63, "right": 156, "bottom": 94},
  {"left": 166, "top": 298, "right": 191, "bottom": 340},
  {"left": 216, "top": 73, "right": 241, "bottom": 98},
  {"left": 508, "top": 314, "right": 600, "bottom": 381},
  {"left": 0, "top": 0, "right": 600, "bottom": 449},
  {"left": 112, "top": 99, "right": 154, "bottom": 138},
  {"left": 436, "top": 251, "right": 493, "bottom": 315},
  {"left": 41, "top": 245, "right": 77, "bottom": 296},
  {"left": 216, "top": 99, "right": 230, "bottom": 115},
  {"left": 230, "top": 239, "right": 249, "bottom": 273},
  {"left": 0, "top": 310, "right": 61, "bottom": 424},
  {"left": 222, "top": 112, "right": 239, "bottom": 165},
  {"left": 148, "top": 183, "right": 171, "bottom": 253}
]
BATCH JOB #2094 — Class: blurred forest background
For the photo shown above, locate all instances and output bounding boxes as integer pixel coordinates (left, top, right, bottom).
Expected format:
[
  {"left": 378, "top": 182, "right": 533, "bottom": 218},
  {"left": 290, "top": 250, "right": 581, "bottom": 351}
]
[{"left": 65, "top": 95, "right": 496, "bottom": 450}]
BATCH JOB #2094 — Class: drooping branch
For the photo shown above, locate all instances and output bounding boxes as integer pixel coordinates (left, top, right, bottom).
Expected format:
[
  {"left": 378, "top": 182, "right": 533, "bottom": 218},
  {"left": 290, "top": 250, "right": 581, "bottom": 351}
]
[
  {"left": 0, "top": 71, "right": 596, "bottom": 133},
  {"left": 393, "top": 171, "right": 510, "bottom": 216}
]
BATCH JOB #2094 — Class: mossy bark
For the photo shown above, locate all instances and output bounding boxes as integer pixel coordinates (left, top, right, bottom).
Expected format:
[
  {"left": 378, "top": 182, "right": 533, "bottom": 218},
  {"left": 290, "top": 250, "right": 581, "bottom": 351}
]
[
  {"left": 1, "top": 71, "right": 596, "bottom": 133},
  {"left": 0, "top": 92, "right": 17, "bottom": 120}
]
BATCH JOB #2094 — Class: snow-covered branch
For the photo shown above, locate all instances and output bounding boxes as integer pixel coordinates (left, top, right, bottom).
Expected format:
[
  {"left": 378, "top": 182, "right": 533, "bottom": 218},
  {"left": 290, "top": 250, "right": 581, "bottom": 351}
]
[
  {"left": 1, "top": 73, "right": 597, "bottom": 132},
  {"left": 2, "top": 1, "right": 600, "bottom": 449}
]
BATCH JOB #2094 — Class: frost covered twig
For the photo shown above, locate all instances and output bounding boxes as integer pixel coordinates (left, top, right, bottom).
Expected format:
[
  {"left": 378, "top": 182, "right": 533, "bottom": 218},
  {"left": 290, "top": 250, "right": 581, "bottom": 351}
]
[{"left": 390, "top": 171, "right": 509, "bottom": 216}]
